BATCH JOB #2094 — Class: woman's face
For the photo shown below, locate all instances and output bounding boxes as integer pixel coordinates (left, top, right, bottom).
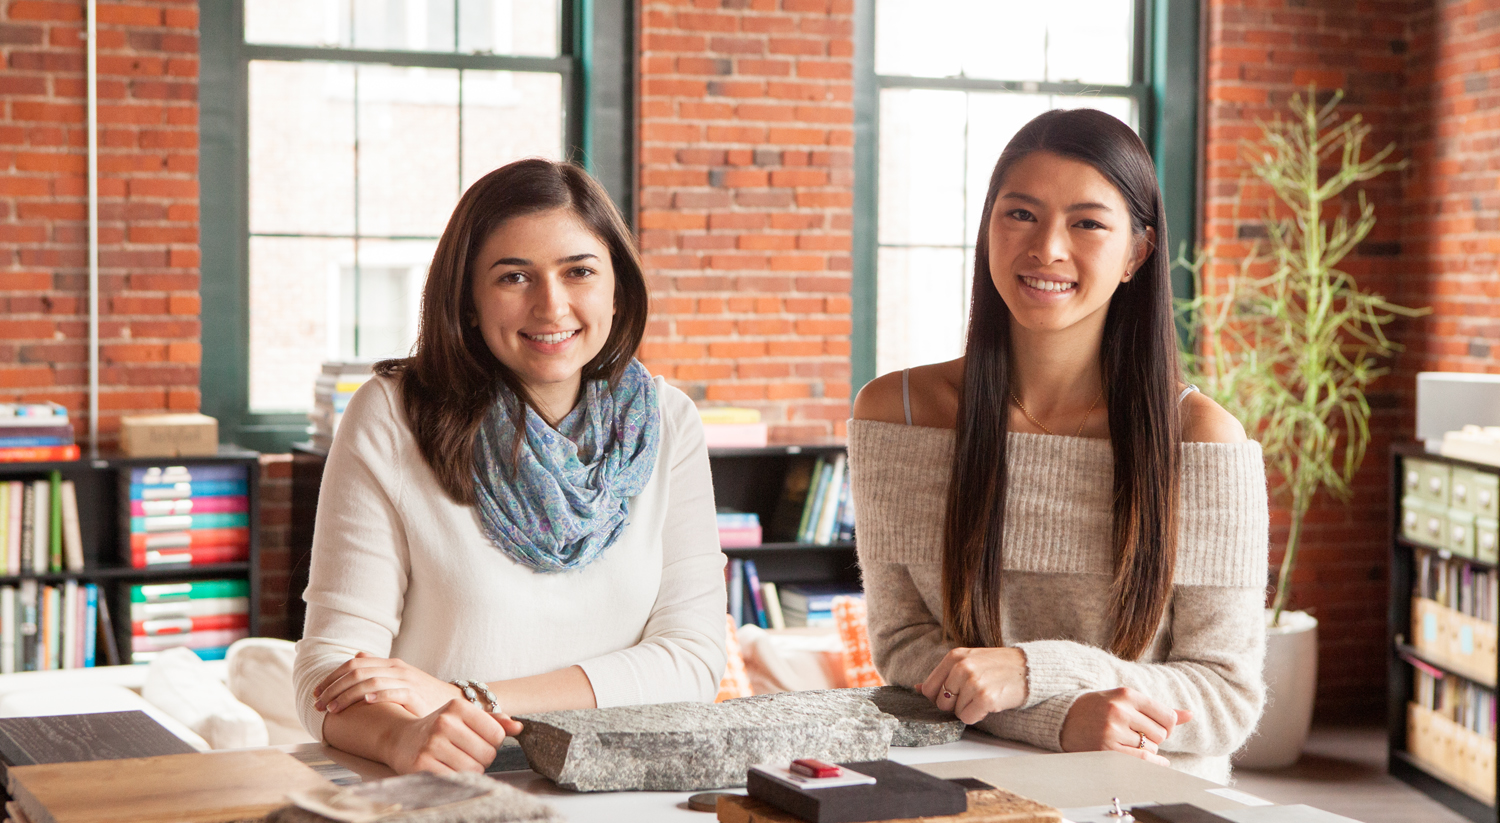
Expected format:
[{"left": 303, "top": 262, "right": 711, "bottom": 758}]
[
  {"left": 470, "top": 207, "right": 616, "bottom": 415},
  {"left": 987, "top": 151, "right": 1153, "bottom": 335}
]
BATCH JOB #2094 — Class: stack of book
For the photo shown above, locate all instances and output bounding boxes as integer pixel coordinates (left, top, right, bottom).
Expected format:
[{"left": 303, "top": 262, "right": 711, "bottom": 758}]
[
  {"left": 700, "top": 407, "right": 769, "bottom": 449},
  {"left": 0, "top": 471, "right": 85, "bottom": 575},
  {"left": 766, "top": 454, "right": 854, "bottom": 546},
  {"left": 0, "top": 403, "right": 79, "bottom": 463},
  {"left": 0, "top": 580, "right": 100, "bottom": 672},
  {"left": 717, "top": 512, "right": 762, "bottom": 548},
  {"left": 727, "top": 558, "right": 784, "bottom": 629},
  {"left": 125, "top": 464, "right": 250, "bottom": 568},
  {"left": 779, "top": 583, "right": 863, "bottom": 628},
  {"left": 130, "top": 579, "right": 250, "bottom": 663},
  {"left": 310, "top": 361, "right": 376, "bottom": 451}
]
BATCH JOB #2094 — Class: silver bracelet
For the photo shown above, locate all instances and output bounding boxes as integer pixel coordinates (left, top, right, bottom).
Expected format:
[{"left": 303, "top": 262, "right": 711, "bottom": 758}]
[{"left": 450, "top": 679, "right": 501, "bottom": 714}]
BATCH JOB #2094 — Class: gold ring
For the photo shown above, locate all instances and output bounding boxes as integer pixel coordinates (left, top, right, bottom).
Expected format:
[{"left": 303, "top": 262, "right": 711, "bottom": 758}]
[
  {"left": 1137, "top": 732, "right": 1147, "bottom": 749},
  {"left": 941, "top": 689, "right": 954, "bottom": 699}
]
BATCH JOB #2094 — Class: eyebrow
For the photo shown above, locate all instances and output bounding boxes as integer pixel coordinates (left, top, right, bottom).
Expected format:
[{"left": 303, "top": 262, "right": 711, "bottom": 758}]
[
  {"left": 1000, "top": 191, "right": 1114, "bottom": 213},
  {"left": 490, "top": 253, "right": 600, "bottom": 269}
]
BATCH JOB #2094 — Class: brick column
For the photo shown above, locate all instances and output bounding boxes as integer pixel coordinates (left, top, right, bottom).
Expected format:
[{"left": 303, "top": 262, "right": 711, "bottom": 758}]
[{"left": 636, "top": 0, "right": 855, "bottom": 443}]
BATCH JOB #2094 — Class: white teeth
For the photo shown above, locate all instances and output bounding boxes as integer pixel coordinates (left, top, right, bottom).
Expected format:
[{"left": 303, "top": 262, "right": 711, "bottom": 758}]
[
  {"left": 1021, "top": 276, "right": 1075, "bottom": 293},
  {"left": 524, "top": 330, "right": 578, "bottom": 344}
]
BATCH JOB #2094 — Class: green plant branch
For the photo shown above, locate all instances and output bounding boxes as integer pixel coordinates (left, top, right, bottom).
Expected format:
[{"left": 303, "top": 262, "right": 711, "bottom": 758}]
[{"left": 1174, "top": 86, "right": 1430, "bottom": 628}]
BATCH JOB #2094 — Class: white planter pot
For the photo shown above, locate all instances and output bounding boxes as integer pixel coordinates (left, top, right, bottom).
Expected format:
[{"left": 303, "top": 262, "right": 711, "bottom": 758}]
[{"left": 1233, "top": 609, "right": 1318, "bottom": 770}]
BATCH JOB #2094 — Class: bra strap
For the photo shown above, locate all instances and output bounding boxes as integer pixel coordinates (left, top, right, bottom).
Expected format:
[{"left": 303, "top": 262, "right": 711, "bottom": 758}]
[{"left": 902, "top": 368, "right": 913, "bottom": 426}]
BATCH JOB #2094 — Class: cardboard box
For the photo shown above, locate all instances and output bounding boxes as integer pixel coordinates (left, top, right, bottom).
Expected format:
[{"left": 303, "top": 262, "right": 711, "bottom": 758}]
[{"left": 119, "top": 413, "right": 219, "bottom": 457}]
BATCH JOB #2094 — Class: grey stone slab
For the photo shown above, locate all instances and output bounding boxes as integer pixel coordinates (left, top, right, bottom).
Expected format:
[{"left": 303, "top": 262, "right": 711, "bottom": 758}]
[
  {"left": 515, "top": 689, "right": 898, "bottom": 792},
  {"left": 853, "top": 686, "right": 966, "bottom": 746}
]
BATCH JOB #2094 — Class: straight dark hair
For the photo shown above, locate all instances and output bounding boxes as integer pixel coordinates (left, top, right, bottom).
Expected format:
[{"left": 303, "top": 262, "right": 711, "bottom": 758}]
[
  {"left": 376, "top": 158, "right": 649, "bottom": 504},
  {"left": 942, "top": 109, "right": 1182, "bottom": 661}
]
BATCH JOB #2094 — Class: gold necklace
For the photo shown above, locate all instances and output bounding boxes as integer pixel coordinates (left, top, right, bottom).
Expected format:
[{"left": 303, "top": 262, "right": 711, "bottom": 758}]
[{"left": 1009, "top": 388, "right": 1103, "bottom": 437}]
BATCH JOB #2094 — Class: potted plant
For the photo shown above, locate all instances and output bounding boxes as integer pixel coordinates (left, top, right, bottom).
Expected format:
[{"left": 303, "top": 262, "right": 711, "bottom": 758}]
[{"left": 1174, "top": 88, "right": 1426, "bottom": 768}]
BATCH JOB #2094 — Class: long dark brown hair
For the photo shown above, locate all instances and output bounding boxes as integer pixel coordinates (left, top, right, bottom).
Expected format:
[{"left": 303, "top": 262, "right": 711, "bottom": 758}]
[
  {"left": 376, "top": 158, "right": 648, "bottom": 504},
  {"left": 942, "top": 109, "right": 1182, "bottom": 661}
]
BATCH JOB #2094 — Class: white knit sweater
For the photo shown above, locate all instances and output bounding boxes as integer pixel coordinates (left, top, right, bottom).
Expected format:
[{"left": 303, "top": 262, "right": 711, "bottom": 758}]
[
  {"left": 849, "top": 420, "right": 1269, "bottom": 784},
  {"left": 293, "top": 375, "right": 728, "bottom": 741}
]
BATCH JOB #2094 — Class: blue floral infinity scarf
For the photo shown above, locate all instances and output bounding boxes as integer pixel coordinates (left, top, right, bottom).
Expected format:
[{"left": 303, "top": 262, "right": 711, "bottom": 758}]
[{"left": 471, "top": 359, "right": 661, "bottom": 573}]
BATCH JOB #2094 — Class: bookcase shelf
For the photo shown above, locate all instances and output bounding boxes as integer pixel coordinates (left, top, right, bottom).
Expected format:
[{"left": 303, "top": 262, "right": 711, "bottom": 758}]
[
  {"left": 0, "top": 447, "right": 261, "bottom": 666},
  {"left": 1387, "top": 443, "right": 1499, "bottom": 822}
]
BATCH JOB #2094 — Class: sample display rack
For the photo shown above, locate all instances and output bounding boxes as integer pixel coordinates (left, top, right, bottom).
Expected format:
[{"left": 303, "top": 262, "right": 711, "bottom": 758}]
[{"left": 1388, "top": 442, "right": 1500, "bottom": 822}]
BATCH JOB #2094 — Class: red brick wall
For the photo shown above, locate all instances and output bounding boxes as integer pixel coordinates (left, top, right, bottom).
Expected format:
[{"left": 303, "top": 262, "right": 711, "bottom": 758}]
[
  {"left": 635, "top": 0, "right": 855, "bottom": 443},
  {"left": 0, "top": 0, "right": 201, "bottom": 432},
  {"left": 1204, "top": 0, "right": 1500, "bottom": 720}
]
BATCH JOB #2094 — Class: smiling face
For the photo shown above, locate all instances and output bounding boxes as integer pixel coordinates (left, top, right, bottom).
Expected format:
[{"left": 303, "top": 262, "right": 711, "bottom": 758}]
[
  {"left": 470, "top": 207, "right": 616, "bottom": 420},
  {"left": 987, "top": 150, "right": 1153, "bottom": 336}
]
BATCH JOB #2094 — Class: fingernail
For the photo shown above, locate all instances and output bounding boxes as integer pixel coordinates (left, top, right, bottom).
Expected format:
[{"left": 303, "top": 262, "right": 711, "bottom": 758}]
[{"left": 314, "top": 702, "right": 324, "bottom": 711}]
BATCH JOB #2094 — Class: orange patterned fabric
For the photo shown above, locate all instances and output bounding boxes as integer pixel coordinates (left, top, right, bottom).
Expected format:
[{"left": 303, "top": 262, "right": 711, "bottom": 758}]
[
  {"left": 833, "top": 596, "right": 885, "bottom": 688},
  {"left": 716, "top": 613, "right": 752, "bottom": 702}
]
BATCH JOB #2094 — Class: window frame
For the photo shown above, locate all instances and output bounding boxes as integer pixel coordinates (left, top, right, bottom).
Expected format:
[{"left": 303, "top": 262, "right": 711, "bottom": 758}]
[
  {"left": 199, "top": 0, "right": 634, "bottom": 452},
  {"left": 850, "top": 0, "right": 1202, "bottom": 391}
]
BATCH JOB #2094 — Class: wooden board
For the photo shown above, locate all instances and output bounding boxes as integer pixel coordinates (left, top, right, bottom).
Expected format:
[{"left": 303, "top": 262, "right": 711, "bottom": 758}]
[
  {"left": 0, "top": 712, "right": 196, "bottom": 782},
  {"left": 8, "top": 749, "right": 332, "bottom": 823},
  {"left": 717, "top": 787, "right": 1062, "bottom": 823},
  {"left": 916, "top": 752, "right": 1249, "bottom": 813}
]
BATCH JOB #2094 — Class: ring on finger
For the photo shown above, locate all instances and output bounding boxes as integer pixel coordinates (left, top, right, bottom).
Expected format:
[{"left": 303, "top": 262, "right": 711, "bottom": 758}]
[
  {"left": 1136, "top": 731, "right": 1146, "bottom": 749},
  {"left": 941, "top": 688, "right": 954, "bottom": 700}
]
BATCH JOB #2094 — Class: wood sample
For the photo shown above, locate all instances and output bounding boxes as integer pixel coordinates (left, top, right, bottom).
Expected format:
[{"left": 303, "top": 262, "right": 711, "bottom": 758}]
[
  {"left": 0, "top": 711, "right": 195, "bottom": 781},
  {"left": 717, "top": 786, "right": 1062, "bottom": 823},
  {"left": 7, "top": 749, "right": 332, "bottom": 823}
]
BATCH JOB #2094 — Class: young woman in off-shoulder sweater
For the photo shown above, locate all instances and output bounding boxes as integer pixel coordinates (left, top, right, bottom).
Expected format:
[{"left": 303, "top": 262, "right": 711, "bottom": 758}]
[{"left": 849, "top": 108, "right": 1268, "bottom": 784}]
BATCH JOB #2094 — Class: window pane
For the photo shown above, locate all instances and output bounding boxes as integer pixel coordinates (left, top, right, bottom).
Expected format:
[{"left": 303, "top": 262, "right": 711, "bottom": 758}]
[
  {"left": 342, "top": 240, "right": 434, "bottom": 360},
  {"left": 876, "top": 246, "right": 968, "bottom": 376},
  {"left": 460, "top": 71, "right": 565, "bottom": 191},
  {"left": 249, "top": 61, "right": 355, "bottom": 235},
  {"left": 875, "top": 0, "right": 1135, "bottom": 85},
  {"left": 245, "top": 0, "right": 349, "bottom": 48},
  {"left": 356, "top": 65, "right": 461, "bottom": 237},
  {"left": 878, "top": 89, "right": 966, "bottom": 246},
  {"left": 964, "top": 92, "right": 1051, "bottom": 241},
  {"left": 460, "top": 0, "right": 560, "bottom": 57},
  {"left": 249, "top": 237, "right": 354, "bottom": 412}
]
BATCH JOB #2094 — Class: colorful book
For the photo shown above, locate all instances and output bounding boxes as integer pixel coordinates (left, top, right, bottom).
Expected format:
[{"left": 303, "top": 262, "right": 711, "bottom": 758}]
[
  {"left": 727, "top": 558, "right": 744, "bottom": 627},
  {"left": 131, "top": 579, "right": 250, "bottom": 603},
  {"left": 7, "top": 480, "right": 24, "bottom": 572},
  {"left": 131, "top": 545, "right": 249, "bottom": 567},
  {"left": 131, "top": 627, "right": 249, "bottom": 653},
  {"left": 132, "top": 613, "right": 250, "bottom": 637},
  {"left": 0, "top": 586, "right": 14, "bottom": 674},
  {"left": 48, "top": 471, "right": 62, "bottom": 573},
  {"left": 19, "top": 482, "right": 34, "bottom": 574},
  {"left": 127, "top": 480, "right": 248, "bottom": 501},
  {"left": 813, "top": 454, "right": 846, "bottom": 545},
  {"left": 129, "top": 512, "right": 249, "bottom": 533},
  {"left": 84, "top": 583, "right": 98, "bottom": 667},
  {"left": 132, "top": 645, "right": 230, "bottom": 664},
  {"left": 743, "top": 559, "right": 768, "bottom": 629},
  {"left": 62, "top": 580, "right": 76, "bottom": 670},
  {"left": 762, "top": 581, "right": 785, "bottom": 630},
  {"left": 796, "top": 456, "right": 826, "bottom": 543},
  {"left": 19, "top": 580, "right": 37, "bottom": 671},
  {"left": 130, "top": 595, "right": 250, "bottom": 622},
  {"left": 0, "top": 482, "right": 8, "bottom": 576},
  {"left": 0, "top": 445, "right": 80, "bottom": 462},
  {"left": 129, "top": 495, "right": 249, "bottom": 517},
  {"left": 130, "top": 527, "right": 250, "bottom": 552},
  {"left": 0, "top": 436, "right": 72, "bottom": 448},
  {"left": 130, "top": 465, "right": 247, "bottom": 485},
  {"left": 779, "top": 583, "right": 863, "bottom": 614},
  {"left": 60, "top": 479, "right": 83, "bottom": 572},
  {"left": 31, "top": 479, "right": 49, "bottom": 574},
  {"left": 0, "top": 402, "right": 69, "bottom": 423}
]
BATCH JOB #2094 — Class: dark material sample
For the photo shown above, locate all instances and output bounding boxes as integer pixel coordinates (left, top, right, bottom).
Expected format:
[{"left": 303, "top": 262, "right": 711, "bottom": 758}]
[{"left": 746, "top": 759, "right": 968, "bottom": 823}]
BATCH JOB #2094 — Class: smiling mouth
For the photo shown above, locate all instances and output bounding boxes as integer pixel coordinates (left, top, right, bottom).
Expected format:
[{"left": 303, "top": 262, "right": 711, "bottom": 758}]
[
  {"left": 1019, "top": 275, "right": 1076, "bottom": 293},
  {"left": 521, "top": 330, "right": 579, "bottom": 344}
]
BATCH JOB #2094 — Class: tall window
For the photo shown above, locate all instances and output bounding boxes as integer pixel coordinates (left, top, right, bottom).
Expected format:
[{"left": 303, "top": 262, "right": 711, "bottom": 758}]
[
  {"left": 201, "top": 1, "right": 631, "bottom": 450},
  {"left": 853, "top": 0, "right": 1198, "bottom": 384}
]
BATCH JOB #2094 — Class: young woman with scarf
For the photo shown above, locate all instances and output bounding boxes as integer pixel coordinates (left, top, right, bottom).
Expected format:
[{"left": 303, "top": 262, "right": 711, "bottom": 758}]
[
  {"left": 293, "top": 159, "right": 726, "bottom": 775},
  {"left": 849, "top": 109, "right": 1269, "bottom": 783}
]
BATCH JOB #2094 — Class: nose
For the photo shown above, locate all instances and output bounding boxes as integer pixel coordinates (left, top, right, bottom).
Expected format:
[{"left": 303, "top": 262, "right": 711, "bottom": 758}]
[
  {"left": 533, "top": 274, "right": 568, "bottom": 321},
  {"left": 1027, "top": 218, "right": 1068, "bottom": 265}
]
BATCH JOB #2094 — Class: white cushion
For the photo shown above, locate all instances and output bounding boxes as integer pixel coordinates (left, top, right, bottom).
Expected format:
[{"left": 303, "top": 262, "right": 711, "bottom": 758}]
[
  {"left": 736, "top": 624, "right": 846, "bottom": 694},
  {"left": 225, "top": 637, "right": 314, "bottom": 745},
  {"left": 142, "top": 647, "right": 268, "bottom": 750},
  {"left": 0, "top": 683, "right": 211, "bottom": 751}
]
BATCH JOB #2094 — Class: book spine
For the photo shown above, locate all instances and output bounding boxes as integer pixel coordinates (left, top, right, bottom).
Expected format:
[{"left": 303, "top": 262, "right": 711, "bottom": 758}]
[
  {"left": 743, "top": 559, "right": 768, "bottom": 629},
  {"left": 19, "top": 580, "right": 36, "bottom": 671},
  {"left": 813, "top": 454, "right": 845, "bottom": 545},
  {"left": 130, "top": 627, "right": 248, "bottom": 653},
  {"left": 8, "top": 481, "right": 23, "bottom": 575},
  {"left": 48, "top": 471, "right": 62, "bottom": 573},
  {"left": 131, "top": 578, "right": 251, "bottom": 603},
  {"left": 0, "top": 586, "right": 13, "bottom": 675},
  {"left": 0, "top": 436, "right": 73, "bottom": 448},
  {"left": 795, "top": 456, "right": 825, "bottom": 543},
  {"left": 762, "top": 581, "right": 785, "bottom": 630},
  {"left": 60, "top": 480, "right": 83, "bottom": 572},
  {"left": 62, "top": 580, "right": 76, "bottom": 670},
  {"left": 84, "top": 584, "right": 97, "bottom": 667},
  {"left": 129, "top": 527, "right": 250, "bottom": 553},
  {"left": 0, "top": 482, "right": 8, "bottom": 576},
  {"left": 31, "top": 480, "right": 48, "bottom": 574},
  {"left": 0, "top": 444, "right": 80, "bottom": 462},
  {"left": 128, "top": 480, "right": 249, "bottom": 501},
  {"left": 133, "top": 612, "right": 250, "bottom": 636},
  {"left": 96, "top": 586, "right": 120, "bottom": 666},
  {"left": 129, "top": 495, "right": 250, "bottom": 517},
  {"left": 131, "top": 545, "right": 249, "bottom": 568},
  {"left": 727, "top": 558, "right": 744, "bottom": 627},
  {"left": 129, "top": 465, "right": 247, "bottom": 485},
  {"left": 130, "top": 595, "right": 251, "bottom": 622},
  {"left": 19, "top": 482, "right": 34, "bottom": 575}
]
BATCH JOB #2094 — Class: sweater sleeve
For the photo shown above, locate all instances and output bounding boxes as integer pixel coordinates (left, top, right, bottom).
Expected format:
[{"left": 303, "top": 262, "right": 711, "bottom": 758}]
[
  {"left": 574, "top": 382, "right": 729, "bottom": 707},
  {"left": 292, "top": 378, "right": 412, "bottom": 742},
  {"left": 1010, "top": 444, "right": 1270, "bottom": 758}
]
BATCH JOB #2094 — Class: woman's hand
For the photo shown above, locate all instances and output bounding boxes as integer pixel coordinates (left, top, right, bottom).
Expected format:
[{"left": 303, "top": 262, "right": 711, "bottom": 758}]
[
  {"left": 918, "top": 647, "right": 1028, "bottom": 725},
  {"left": 387, "top": 699, "right": 524, "bottom": 775},
  {"left": 1060, "top": 687, "right": 1193, "bottom": 767},
  {"left": 314, "top": 652, "right": 464, "bottom": 718}
]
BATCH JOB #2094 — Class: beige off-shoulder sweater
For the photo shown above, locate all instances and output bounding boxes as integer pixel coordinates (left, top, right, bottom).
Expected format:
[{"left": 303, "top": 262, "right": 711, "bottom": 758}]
[{"left": 849, "top": 421, "right": 1270, "bottom": 784}]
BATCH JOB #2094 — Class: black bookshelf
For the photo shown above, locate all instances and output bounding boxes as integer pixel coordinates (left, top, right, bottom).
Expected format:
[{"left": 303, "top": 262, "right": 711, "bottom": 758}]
[
  {"left": 0, "top": 446, "right": 262, "bottom": 665},
  {"left": 1387, "top": 442, "right": 1499, "bottom": 822}
]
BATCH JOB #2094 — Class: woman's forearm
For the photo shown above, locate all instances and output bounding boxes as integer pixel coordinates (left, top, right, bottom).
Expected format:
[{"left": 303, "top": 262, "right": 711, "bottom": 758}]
[
  {"left": 321, "top": 700, "right": 415, "bottom": 762},
  {"left": 487, "top": 664, "right": 597, "bottom": 716}
]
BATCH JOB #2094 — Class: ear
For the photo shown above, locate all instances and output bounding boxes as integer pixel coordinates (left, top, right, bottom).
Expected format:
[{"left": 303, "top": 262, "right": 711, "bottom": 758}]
[{"left": 1123, "top": 226, "right": 1156, "bottom": 281}]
